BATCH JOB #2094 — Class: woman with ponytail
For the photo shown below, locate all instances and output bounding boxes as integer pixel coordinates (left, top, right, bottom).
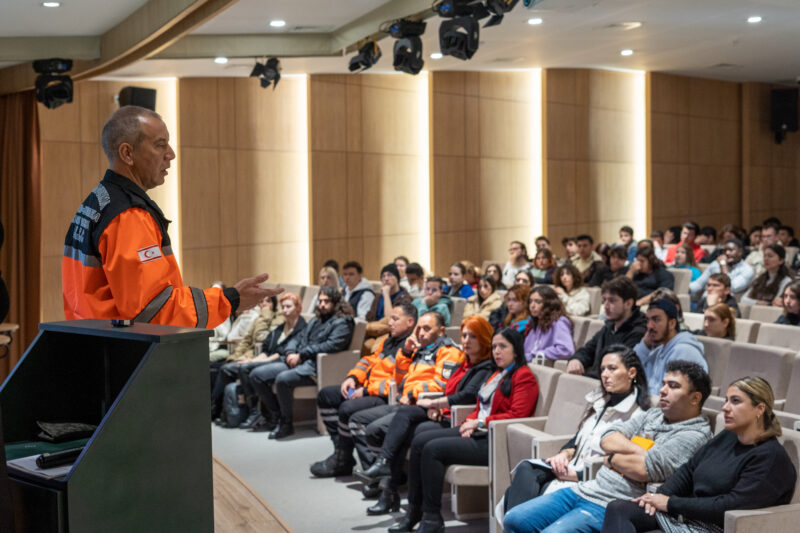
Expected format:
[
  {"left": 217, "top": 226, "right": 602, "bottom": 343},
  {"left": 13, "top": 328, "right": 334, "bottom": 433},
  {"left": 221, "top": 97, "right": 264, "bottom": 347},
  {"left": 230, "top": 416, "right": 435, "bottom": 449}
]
[
  {"left": 389, "top": 328, "right": 538, "bottom": 533},
  {"left": 602, "top": 375, "right": 797, "bottom": 533}
]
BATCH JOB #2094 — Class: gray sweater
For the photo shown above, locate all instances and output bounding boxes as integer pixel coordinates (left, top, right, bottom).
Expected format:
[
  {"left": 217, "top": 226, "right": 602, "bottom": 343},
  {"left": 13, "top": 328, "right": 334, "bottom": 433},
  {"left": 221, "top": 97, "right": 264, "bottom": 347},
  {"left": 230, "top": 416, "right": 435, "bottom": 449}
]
[{"left": 574, "top": 407, "right": 712, "bottom": 507}]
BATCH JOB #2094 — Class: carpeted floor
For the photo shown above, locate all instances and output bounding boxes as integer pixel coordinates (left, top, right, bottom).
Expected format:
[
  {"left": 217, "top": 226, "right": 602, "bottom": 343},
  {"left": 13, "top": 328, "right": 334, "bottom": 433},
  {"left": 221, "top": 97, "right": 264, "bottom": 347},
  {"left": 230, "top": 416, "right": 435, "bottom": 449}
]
[{"left": 211, "top": 423, "right": 488, "bottom": 533}]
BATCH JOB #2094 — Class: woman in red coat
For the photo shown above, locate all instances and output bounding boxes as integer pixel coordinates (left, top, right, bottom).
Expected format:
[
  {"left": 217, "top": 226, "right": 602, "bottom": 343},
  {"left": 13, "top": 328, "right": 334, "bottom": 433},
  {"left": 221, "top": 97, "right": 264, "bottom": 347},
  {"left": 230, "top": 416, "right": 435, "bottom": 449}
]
[{"left": 388, "top": 327, "right": 539, "bottom": 533}]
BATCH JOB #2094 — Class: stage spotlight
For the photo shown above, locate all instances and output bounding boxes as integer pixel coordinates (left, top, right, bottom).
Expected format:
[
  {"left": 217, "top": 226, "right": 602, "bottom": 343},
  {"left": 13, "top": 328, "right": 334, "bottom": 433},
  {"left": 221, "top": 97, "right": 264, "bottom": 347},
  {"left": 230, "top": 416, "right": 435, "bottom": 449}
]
[
  {"left": 349, "top": 40, "right": 382, "bottom": 72},
  {"left": 249, "top": 57, "right": 281, "bottom": 89},
  {"left": 484, "top": 0, "right": 519, "bottom": 27},
  {"left": 33, "top": 58, "right": 73, "bottom": 109},
  {"left": 439, "top": 16, "right": 481, "bottom": 60},
  {"left": 387, "top": 19, "right": 426, "bottom": 75}
]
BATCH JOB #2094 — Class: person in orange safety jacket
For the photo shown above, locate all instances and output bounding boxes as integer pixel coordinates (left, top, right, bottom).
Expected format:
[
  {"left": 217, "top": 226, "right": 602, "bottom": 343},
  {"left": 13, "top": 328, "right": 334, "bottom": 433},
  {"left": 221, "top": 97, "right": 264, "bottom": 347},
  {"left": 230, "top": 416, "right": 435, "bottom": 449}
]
[{"left": 62, "top": 105, "right": 279, "bottom": 328}]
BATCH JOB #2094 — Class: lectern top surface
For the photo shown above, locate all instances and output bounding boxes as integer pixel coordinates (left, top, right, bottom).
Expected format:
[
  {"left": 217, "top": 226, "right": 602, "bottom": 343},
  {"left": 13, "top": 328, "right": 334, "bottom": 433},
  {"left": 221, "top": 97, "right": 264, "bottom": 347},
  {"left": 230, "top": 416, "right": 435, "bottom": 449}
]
[{"left": 39, "top": 319, "right": 213, "bottom": 343}]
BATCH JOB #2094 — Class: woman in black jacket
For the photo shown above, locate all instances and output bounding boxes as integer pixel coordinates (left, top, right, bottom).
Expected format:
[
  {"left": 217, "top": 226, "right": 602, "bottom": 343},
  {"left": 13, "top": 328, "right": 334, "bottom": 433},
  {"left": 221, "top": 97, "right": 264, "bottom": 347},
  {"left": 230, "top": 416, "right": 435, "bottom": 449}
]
[
  {"left": 602, "top": 375, "right": 797, "bottom": 533},
  {"left": 357, "top": 315, "right": 496, "bottom": 515}
]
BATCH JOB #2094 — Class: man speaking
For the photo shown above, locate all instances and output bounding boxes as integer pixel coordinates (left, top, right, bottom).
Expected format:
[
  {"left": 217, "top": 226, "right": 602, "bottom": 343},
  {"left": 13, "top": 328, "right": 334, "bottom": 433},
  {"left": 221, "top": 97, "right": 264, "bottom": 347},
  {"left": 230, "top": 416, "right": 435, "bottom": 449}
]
[{"left": 62, "top": 105, "right": 280, "bottom": 328}]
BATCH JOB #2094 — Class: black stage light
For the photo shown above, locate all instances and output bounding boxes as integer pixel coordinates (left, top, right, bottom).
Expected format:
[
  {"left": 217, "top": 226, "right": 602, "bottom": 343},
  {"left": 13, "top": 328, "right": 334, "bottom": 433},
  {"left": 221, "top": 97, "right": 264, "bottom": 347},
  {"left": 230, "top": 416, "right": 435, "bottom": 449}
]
[
  {"left": 484, "top": 0, "right": 519, "bottom": 27},
  {"left": 439, "top": 16, "right": 481, "bottom": 60},
  {"left": 387, "top": 19, "right": 426, "bottom": 75},
  {"left": 349, "top": 40, "right": 382, "bottom": 72},
  {"left": 249, "top": 57, "right": 282, "bottom": 89},
  {"left": 388, "top": 19, "right": 427, "bottom": 38},
  {"left": 32, "top": 58, "right": 73, "bottom": 109},
  {"left": 434, "top": 0, "right": 479, "bottom": 18}
]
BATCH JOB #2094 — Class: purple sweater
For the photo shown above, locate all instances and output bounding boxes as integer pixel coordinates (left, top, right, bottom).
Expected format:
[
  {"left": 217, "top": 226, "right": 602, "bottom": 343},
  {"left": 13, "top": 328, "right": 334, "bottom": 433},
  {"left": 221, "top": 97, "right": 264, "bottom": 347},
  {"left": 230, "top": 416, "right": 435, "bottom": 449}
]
[{"left": 524, "top": 315, "right": 575, "bottom": 361}]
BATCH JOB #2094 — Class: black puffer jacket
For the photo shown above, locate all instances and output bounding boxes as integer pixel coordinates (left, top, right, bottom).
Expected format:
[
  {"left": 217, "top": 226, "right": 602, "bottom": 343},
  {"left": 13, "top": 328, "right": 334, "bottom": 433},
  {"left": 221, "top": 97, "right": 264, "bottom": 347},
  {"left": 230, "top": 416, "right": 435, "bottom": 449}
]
[
  {"left": 293, "top": 314, "right": 355, "bottom": 377},
  {"left": 259, "top": 316, "right": 308, "bottom": 360},
  {"left": 569, "top": 307, "right": 647, "bottom": 378}
]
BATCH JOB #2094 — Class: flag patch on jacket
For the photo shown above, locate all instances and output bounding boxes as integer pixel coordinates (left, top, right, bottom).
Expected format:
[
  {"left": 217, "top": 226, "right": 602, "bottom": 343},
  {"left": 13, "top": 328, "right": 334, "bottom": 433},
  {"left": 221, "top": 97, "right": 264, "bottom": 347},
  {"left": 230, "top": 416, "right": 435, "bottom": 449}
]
[{"left": 137, "top": 245, "right": 162, "bottom": 263}]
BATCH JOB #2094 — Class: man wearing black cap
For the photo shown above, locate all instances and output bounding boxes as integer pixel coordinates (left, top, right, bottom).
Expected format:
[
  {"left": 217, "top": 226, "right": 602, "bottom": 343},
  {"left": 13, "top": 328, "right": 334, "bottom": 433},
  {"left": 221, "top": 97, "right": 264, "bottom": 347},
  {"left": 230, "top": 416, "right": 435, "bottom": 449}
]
[
  {"left": 633, "top": 298, "right": 706, "bottom": 395},
  {"left": 363, "top": 263, "right": 413, "bottom": 353}
]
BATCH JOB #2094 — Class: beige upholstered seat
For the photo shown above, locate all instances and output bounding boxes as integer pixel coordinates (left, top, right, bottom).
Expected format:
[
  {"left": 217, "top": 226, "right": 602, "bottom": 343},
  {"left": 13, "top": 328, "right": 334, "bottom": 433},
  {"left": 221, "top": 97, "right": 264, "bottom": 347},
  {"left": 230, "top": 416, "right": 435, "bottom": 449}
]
[
  {"left": 278, "top": 283, "right": 305, "bottom": 301},
  {"left": 301, "top": 285, "right": 319, "bottom": 314},
  {"left": 696, "top": 336, "right": 733, "bottom": 391},
  {"left": 668, "top": 268, "right": 692, "bottom": 294},
  {"left": 683, "top": 312, "right": 704, "bottom": 332},
  {"left": 734, "top": 318, "right": 760, "bottom": 343},
  {"left": 450, "top": 297, "right": 467, "bottom": 327},
  {"left": 571, "top": 316, "right": 591, "bottom": 349},
  {"left": 755, "top": 323, "right": 800, "bottom": 351},
  {"left": 748, "top": 305, "right": 784, "bottom": 323},
  {"left": 586, "top": 287, "right": 602, "bottom": 316}
]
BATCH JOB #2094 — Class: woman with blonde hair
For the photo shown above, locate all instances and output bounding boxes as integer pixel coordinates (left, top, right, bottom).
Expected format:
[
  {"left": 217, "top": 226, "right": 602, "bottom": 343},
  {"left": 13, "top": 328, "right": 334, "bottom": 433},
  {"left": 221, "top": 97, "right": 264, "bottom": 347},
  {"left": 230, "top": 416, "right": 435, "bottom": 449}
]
[
  {"left": 701, "top": 302, "right": 736, "bottom": 340},
  {"left": 307, "top": 265, "right": 341, "bottom": 312},
  {"left": 464, "top": 274, "right": 503, "bottom": 320},
  {"left": 603, "top": 375, "right": 797, "bottom": 532},
  {"left": 360, "top": 316, "right": 496, "bottom": 515}
]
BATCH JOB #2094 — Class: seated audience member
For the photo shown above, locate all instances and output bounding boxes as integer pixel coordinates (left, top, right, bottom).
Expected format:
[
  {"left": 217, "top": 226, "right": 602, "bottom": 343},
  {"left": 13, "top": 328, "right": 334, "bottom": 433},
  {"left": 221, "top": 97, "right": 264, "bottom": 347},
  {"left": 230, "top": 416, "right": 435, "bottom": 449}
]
[
  {"left": 445, "top": 262, "right": 475, "bottom": 299},
  {"left": 699, "top": 223, "right": 739, "bottom": 264},
  {"left": 627, "top": 247, "right": 675, "bottom": 306},
  {"left": 310, "top": 303, "right": 416, "bottom": 477},
  {"left": 572, "top": 234, "right": 604, "bottom": 281},
  {"left": 748, "top": 225, "right": 762, "bottom": 249},
  {"left": 404, "top": 262, "right": 425, "bottom": 299},
  {"left": 554, "top": 264, "right": 591, "bottom": 317},
  {"left": 531, "top": 248, "right": 557, "bottom": 284},
  {"left": 777, "top": 281, "right": 800, "bottom": 326},
  {"left": 347, "top": 312, "right": 464, "bottom": 487},
  {"left": 394, "top": 255, "right": 410, "bottom": 290},
  {"left": 698, "top": 273, "right": 742, "bottom": 318},
  {"left": 485, "top": 262, "right": 507, "bottom": 290},
  {"left": 524, "top": 286, "right": 574, "bottom": 363},
  {"left": 412, "top": 276, "right": 451, "bottom": 326},
  {"left": 499, "top": 346, "right": 649, "bottom": 520},
  {"left": 672, "top": 243, "right": 702, "bottom": 282},
  {"left": 308, "top": 265, "right": 341, "bottom": 311},
  {"left": 358, "top": 316, "right": 495, "bottom": 514},
  {"left": 695, "top": 225, "right": 717, "bottom": 245},
  {"left": 342, "top": 261, "right": 375, "bottom": 320},
  {"left": 650, "top": 230, "right": 666, "bottom": 260},
  {"left": 741, "top": 244, "right": 793, "bottom": 306},
  {"left": 664, "top": 221, "right": 706, "bottom": 265},
  {"left": 664, "top": 225, "right": 682, "bottom": 246},
  {"left": 691, "top": 238, "right": 754, "bottom": 301},
  {"left": 602, "top": 376, "right": 797, "bottom": 533},
  {"left": 514, "top": 269, "right": 535, "bottom": 288},
  {"left": 323, "top": 259, "right": 344, "bottom": 289},
  {"left": 389, "top": 328, "right": 539, "bottom": 533},
  {"left": 364, "top": 263, "right": 413, "bottom": 352},
  {"left": 503, "top": 241, "right": 532, "bottom": 288},
  {"left": 535, "top": 235, "right": 552, "bottom": 253},
  {"left": 588, "top": 246, "right": 629, "bottom": 287},
  {"left": 464, "top": 274, "right": 503, "bottom": 320},
  {"left": 568, "top": 277, "right": 647, "bottom": 378},
  {"left": 503, "top": 284, "right": 532, "bottom": 333},
  {"left": 251, "top": 287, "right": 355, "bottom": 439},
  {"left": 461, "top": 260, "right": 481, "bottom": 290},
  {"left": 695, "top": 302, "right": 736, "bottom": 340},
  {"left": 649, "top": 287, "right": 688, "bottom": 331},
  {"left": 634, "top": 299, "right": 706, "bottom": 396},
  {"left": 595, "top": 243, "right": 612, "bottom": 268},
  {"left": 562, "top": 236, "right": 578, "bottom": 262},
  {"left": 503, "top": 361, "right": 713, "bottom": 533},
  {"left": 778, "top": 224, "right": 800, "bottom": 247},
  {"left": 237, "top": 293, "right": 307, "bottom": 430},
  {"left": 614, "top": 225, "right": 638, "bottom": 263},
  {"left": 210, "top": 295, "right": 284, "bottom": 421},
  {"left": 745, "top": 222, "right": 779, "bottom": 276}
]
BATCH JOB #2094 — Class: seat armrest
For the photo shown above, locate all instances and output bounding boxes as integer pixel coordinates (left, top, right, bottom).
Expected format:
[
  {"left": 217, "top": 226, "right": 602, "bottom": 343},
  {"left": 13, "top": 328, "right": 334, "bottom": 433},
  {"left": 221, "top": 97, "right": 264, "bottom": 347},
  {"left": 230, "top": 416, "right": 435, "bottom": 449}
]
[
  {"left": 724, "top": 504, "right": 800, "bottom": 532},
  {"left": 582, "top": 456, "right": 605, "bottom": 481},
  {"left": 774, "top": 399, "right": 786, "bottom": 411},
  {"left": 316, "top": 350, "right": 360, "bottom": 388},
  {"left": 554, "top": 360, "right": 568, "bottom": 372},
  {"left": 451, "top": 405, "right": 474, "bottom": 426},
  {"left": 531, "top": 435, "right": 573, "bottom": 462},
  {"left": 389, "top": 381, "right": 397, "bottom": 406},
  {"left": 711, "top": 385, "right": 720, "bottom": 396}
]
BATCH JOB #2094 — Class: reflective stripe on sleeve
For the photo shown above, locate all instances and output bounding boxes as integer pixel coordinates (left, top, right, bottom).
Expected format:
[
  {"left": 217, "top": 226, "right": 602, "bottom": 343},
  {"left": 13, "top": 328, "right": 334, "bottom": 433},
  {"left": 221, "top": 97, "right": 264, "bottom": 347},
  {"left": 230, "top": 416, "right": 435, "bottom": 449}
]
[
  {"left": 190, "top": 287, "right": 209, "bottom": 328},
  {"left": 135, "top": 285, "right": 174, "bottom": 323}
]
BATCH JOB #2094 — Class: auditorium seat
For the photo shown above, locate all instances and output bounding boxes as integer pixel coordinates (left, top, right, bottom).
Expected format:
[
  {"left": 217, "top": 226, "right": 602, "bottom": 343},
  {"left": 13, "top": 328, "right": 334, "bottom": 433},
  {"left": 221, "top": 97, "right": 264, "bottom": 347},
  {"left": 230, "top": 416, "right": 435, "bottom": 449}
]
[
  {"left": 451, "top": 297, "right": 467, "bottom": 326},
  {"left": 481, "top": 259, "right": 505, "bottom": 273},
  {"left": 571, "top": 316, "right": 591, "bottom": 349},
  {"left": 278, "top": 283, "right": 305, "bottom": 300},
  {"left": 683, "top": 312, "right": 704, "bottom": 331},
  {"left": 755, "top": 323, "right": 800, "bottom": 351},
  {"left": 697, "top": 336, "right": 732, "bottom": 391},
  {"left": 785, "top": 246, "right": 799, "bottom": 267},
  {"left": 445, "top": 326, "right": 460, "bottom": 343},
  {"left": 705, "top": 343, "right": 794, "bottom": 411},
  {"left": 723, "top": 427, "right": 800, "bottom": 531},
  {"left": 293, "top": 319, "right": 367, "bottom": 434},
  {"left": 734, "top": 319, "right": 760, "bottom": 343},
  {"left": 678, "top": 293, "right": 690, "bottom": 315},
  {"left": 668, "top": 268, "right": 692, "bottom": 294},
  {"left": 584, "top": 319, "right": 605, "bottom": 345},
  {"left": 738, "top": 302, "right": 752, "bottom": 319},
  {"left": 748, "top": 305, "right": 785, "bottom": 324},
  {"left": 301, "top": 285, "right": 319, "bottom": 313},
  {"left": 586, "top": 287, "right": 602, "bottom": 316}
]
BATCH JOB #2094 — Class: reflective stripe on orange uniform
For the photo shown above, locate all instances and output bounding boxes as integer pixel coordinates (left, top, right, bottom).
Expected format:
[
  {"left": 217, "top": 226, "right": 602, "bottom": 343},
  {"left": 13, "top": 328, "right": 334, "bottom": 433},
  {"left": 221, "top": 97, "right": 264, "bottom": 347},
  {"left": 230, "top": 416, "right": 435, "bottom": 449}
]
[
  {"left": 346, "top": 336, "right": 405, "bottom": 398},
  {"left": 395, "top": 342, "right": 465, "bottom": 401}
]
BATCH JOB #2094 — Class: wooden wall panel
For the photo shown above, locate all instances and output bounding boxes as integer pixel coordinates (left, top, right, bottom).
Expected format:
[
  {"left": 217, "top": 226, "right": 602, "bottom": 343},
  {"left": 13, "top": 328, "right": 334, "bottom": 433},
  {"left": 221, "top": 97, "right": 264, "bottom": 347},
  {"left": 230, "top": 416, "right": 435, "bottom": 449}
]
[
  {"left": 545, "top": 69, "right": 642, "bottom": 249},
  {"left": 179, "top": 76, "right": 310, "bottom": 288}
]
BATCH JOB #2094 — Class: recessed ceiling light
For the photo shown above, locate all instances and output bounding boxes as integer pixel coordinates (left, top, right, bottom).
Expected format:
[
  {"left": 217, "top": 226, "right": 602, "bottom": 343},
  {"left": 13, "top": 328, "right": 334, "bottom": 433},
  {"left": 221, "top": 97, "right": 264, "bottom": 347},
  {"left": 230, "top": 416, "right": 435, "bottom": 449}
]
[
  {"left": 527, "top": 18, "right": 543, "bottom": 26},
  {"left": 620, "top": 49, "right": 634, "bottom": 56},
  {"left": 270, "top": 19, "right": 286, "bottom": 28},
  {"left": 430, "top": 52, "right": 443, "bottom": 60},
  {"left": 747, "top": 16, "right": 762, "bottom": 24},
  {"left": 42, "top": 1, "right": 60, "bottom": 7},
  {"left": 214, "top": 57, "right": 228, "bottom": 64}
]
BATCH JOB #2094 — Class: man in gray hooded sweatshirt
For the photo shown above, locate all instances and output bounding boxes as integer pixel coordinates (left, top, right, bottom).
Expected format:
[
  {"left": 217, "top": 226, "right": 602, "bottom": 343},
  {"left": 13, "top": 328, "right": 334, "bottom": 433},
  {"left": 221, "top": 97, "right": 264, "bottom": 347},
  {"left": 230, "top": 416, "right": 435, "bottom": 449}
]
[
  {"left": 503, "top": 361, "right": 712, "bottom": 533},
  {"left": 634, "top": 298, "right": 707, "bottom": 396}
]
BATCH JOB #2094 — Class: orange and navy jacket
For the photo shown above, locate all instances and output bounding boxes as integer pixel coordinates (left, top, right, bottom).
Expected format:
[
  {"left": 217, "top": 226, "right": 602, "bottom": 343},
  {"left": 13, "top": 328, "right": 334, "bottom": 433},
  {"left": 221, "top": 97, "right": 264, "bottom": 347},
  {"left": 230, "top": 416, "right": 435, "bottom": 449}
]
[
  {"left": 395, "top": 335, "right": 465, "bottom": 402},
  {"left": 62, "top": 170, "right": 233, "bottom": 328},
  {"left": 347, "top": 333, "right": 410, "bottom": 398}
]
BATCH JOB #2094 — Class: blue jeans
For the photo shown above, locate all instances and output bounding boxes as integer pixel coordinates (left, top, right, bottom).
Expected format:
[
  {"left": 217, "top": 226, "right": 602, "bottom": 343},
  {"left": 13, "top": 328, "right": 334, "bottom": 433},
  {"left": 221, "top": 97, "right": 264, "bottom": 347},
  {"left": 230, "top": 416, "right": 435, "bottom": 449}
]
[{"left": 503, "top": 487, "right": 606, "bottom": 533}]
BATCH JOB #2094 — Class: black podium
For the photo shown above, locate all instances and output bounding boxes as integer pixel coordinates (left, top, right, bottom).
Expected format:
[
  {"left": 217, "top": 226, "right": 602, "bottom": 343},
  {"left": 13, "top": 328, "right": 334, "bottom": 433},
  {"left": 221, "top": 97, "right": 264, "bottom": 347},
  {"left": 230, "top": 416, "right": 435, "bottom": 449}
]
[{"left": 0, "top": 319, "right": 214, "bottom": 533}]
